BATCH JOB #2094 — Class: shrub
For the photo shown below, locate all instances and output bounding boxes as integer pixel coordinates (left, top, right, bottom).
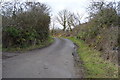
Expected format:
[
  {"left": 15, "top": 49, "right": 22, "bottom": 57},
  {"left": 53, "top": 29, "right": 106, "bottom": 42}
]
[{"left": 2, "top": 2, "right": 51, "bottom": 49}]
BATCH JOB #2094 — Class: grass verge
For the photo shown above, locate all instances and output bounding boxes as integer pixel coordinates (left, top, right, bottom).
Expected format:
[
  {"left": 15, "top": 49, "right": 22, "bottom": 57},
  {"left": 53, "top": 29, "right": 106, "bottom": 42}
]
[
  {"left": 3, "top": 37, "right": 54, "bottom": 52},
  {"left": 67, "top": 37, "right": 118, "bottom": 78}
]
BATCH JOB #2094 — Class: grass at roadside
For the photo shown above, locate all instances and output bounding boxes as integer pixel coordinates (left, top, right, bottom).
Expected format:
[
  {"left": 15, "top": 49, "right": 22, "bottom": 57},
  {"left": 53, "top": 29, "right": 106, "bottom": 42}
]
[
  {"left": 67, "top": 37, "right": 118, "bottom": 78},
  {"left": 3, "top": 37, "right": 54, "bottom": 52}
]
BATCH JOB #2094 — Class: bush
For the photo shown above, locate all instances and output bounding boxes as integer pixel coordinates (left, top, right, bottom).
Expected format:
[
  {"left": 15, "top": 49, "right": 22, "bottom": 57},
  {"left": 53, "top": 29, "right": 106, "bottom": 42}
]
[
  {"left": 3, "top": 26, "right": 50, "bottom": 48},
  {"left": 2, "top": 2, "right": 51, "bottom": 49}
]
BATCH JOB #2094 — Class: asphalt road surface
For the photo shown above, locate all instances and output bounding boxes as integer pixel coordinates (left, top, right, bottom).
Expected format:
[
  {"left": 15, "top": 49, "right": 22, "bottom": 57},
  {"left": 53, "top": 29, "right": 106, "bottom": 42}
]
[{"left": 3, "top": 38, "right": 80, "bottom": 78}]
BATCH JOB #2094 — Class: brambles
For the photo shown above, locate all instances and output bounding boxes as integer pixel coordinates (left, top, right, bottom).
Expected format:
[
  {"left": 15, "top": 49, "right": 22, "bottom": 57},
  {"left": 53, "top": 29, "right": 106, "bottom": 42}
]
[{"left": 71, "top": 1, "right": 120, "bottom": 63}]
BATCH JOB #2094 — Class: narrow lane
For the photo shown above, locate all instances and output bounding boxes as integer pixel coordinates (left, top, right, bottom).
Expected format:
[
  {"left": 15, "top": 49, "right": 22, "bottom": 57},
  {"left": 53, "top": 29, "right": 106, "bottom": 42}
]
[{"left": 3, "top": 38, "right": 78, "bottom": 78}]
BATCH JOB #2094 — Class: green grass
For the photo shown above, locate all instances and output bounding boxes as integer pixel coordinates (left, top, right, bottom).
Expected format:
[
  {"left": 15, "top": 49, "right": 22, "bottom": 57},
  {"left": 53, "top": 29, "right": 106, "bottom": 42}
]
[
  {"left": 68, "top": 37, "right": 118, "bottom": 78},
  {"left": 3, "top": 37, "right": 54, "bottom": 52}
]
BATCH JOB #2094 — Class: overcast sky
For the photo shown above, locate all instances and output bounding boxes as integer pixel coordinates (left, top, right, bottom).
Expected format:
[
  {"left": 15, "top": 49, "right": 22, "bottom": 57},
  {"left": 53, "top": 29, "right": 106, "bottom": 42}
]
[
  {"left": 35, "top": 0, "right": 119, "bottom": 29},
  {"left": 38, "top": 0, "right": 91, "bottom": 29},
  {"left": 1, "top": 0, "right": 119, "bottom": 29},
  {"left": 38, "top": 0, "right": 91, "bottom": 28}
]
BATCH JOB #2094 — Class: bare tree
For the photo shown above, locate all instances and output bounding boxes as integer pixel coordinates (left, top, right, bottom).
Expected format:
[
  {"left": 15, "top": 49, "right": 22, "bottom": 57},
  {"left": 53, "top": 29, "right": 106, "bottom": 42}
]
[
  {"left": 88, "top": 0, "right": 119, "bottom": 26},
  {"left": 67, "top": 12, "right": 75, "bottom": 31},
  {"left": 56, "top": 9, "right": 69, "bottom": 31},
  {"left": 67, "top": 12, "right": 83, "bottom": 31},
  {"left": 56, "top": 9, "right": 83, "bottom": 31},
  {"left": 76, "top": 13, "right": 83, "bottom": 25},
  {"left": 88, "top": 0, "right": 105, "bottom": 19}
]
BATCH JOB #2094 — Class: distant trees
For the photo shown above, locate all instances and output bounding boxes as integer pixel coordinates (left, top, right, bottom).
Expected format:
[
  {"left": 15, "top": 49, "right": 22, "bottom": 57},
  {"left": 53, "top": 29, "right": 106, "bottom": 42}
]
[
  {"left": 1, "top": 2, "right": 51, "bottom": 48},
  {"left": 82, "top": 0, "right": 120, "bottom": 44},
  {"left": 56, "top": 9, "right": 68, "bottom": 31},
  {"left": 88, "top": 0, "right": 119, "bottom": 27},
  {"left": 56, "top": 9, "right": 82, "bottom": 31}
]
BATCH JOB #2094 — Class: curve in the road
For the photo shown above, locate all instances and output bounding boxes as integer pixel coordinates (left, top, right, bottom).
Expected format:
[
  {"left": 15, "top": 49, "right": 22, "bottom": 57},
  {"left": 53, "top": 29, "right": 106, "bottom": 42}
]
[{"left": 3, "top": 38, "right": 80, "bottom": 78}]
